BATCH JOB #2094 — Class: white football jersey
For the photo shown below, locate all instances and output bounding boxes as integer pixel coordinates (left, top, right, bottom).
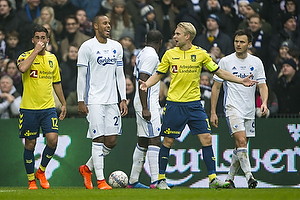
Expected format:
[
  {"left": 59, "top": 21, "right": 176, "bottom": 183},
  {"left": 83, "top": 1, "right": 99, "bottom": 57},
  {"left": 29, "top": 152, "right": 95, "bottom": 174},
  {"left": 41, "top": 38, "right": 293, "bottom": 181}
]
[
  {"left": 77, "top": 37, "right": 124, "bottom": 104},
  {"left": 213, "top": 53, "right": 266, "bottom": 119},
  {"left": 133, "top": 46, "right": 160, "bottom": 112}
]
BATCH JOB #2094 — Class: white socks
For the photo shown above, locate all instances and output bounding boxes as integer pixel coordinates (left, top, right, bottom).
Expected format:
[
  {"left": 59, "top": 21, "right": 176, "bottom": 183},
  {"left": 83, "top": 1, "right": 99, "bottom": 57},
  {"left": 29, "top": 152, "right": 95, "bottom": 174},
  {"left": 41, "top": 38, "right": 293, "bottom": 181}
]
[
  {"left": 148, "top": 145, "right": 160, "bottom": 183},
  {"left": 129, "top": 144, "right": 147, "bottom": 184},
  {"left": 227, "top": 149, "right": 240, "bottom": 181},
  {"left": 92, "top": 142, "right": 104, "bottom": 180},
  {"left": 236, "top": 147, "right": 253, "bottom": 181}
]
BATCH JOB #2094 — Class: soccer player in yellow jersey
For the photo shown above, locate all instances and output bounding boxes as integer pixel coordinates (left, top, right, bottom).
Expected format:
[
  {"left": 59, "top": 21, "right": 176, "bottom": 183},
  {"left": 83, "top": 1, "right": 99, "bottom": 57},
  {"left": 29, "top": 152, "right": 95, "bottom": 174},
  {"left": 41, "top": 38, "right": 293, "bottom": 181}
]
[
  {"left": 17, "top": 25, "right": 66, "bottom": 190},
  {"left": 139, "top": 22, "right": 258, "bottom": 189}
]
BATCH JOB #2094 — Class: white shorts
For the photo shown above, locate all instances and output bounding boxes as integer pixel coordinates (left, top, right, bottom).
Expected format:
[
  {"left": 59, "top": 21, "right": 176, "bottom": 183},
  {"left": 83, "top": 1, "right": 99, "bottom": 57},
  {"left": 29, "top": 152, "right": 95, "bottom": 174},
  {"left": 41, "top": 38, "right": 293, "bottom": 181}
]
[
  {"left": 226, "top": 107, "right": 255, "bottom": 138},
  {"left": 86, "top": 104, "right": 122, "bottom": 139},
  {"left": 135, "top": 110, "right": 161, "bottom": 138}
]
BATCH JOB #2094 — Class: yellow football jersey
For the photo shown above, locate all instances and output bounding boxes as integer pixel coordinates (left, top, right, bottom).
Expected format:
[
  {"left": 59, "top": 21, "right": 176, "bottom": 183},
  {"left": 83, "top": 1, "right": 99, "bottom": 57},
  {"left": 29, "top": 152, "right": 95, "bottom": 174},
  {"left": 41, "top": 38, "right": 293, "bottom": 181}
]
[
  {"left": 17, "top": 50, "right": 61, "bottom": 110},
  {"left": 157, "top": 45, "right": 219, "bottom": 102}
]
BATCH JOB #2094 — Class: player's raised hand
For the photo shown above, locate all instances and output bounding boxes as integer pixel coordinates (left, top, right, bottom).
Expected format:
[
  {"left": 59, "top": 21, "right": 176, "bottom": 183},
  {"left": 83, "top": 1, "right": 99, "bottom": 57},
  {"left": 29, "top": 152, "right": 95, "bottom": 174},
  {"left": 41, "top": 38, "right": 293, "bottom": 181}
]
[
  {"left": 242, "top": 74, "right": 258, "bottom": 87},
  {"left": 139, "top": 79, "right": 148, "bottom": 92},
  {"left": 35, "top": 41, "right": 45, "bottom": 53}
]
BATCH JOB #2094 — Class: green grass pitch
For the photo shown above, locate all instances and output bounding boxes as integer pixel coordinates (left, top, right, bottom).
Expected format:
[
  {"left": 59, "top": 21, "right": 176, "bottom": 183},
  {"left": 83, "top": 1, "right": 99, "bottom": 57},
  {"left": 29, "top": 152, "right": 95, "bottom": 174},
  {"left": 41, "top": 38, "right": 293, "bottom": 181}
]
[{"left": 0, "top": 187, "right": 299, "bottom": 200}]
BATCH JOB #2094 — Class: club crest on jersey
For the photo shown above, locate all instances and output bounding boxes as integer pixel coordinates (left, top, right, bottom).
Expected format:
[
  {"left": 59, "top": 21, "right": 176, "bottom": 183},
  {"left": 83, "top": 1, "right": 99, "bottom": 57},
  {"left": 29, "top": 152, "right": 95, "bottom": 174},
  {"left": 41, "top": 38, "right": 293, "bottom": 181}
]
[
  {"left": 30, "top": 70, "right": 38, "bottom": 78},
  {"left": 191, "top": 55, "right": 196, "bottom": 62},
  {"left": 172, "top": 65, "right": 178, "bottom": 73},
  {"left": 49, "top": 60, "right": 53, "bottom": 68}
]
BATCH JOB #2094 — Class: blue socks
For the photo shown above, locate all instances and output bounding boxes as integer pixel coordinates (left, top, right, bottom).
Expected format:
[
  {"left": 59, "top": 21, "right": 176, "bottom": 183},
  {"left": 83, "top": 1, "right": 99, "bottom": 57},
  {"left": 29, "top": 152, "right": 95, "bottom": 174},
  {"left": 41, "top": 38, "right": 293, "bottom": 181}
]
[{"left": 202, "top": 145, "right": 216, "bottom": 175}]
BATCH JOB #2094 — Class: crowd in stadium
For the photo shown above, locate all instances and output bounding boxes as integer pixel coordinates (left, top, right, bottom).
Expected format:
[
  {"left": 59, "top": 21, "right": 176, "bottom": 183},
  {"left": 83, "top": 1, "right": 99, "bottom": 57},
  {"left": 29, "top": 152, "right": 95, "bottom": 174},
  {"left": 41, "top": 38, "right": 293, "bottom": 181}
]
[{"left": 0, "top": 0, "right": 300, "bottom": 119}]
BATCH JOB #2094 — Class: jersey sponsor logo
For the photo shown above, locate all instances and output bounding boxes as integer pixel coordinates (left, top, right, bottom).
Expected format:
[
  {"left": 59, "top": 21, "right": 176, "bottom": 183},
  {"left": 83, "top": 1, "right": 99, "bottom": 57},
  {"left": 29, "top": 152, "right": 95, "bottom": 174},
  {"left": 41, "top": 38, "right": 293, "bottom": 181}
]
[
  {"left": 172, "top": 65, "right": 178, "bottom": 73},
  {"left": 97, "top": 56, "right": 117, "bottom": 66},
  {"left": 191, "top": 55, "right": 196, "bottom": 62},
  {"left": 30, "top": 70, "right": 38, "bottom": 78},
  {"left": 233, "top": 72, "right": 253, "bottom": 79}
]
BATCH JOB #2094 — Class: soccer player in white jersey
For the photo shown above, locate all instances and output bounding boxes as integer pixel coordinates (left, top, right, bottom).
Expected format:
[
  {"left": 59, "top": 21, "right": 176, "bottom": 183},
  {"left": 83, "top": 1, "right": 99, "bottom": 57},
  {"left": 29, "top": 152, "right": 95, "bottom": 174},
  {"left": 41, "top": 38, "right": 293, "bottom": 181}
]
[
  {"left": 127, "top": 30, "right": 163, "bottom": 189},
  {"left": 77, "top": 15, "right": 128, "bottom": 190},
  {"left": 210, "top": 29, "right": 269, "bottom": 189}
]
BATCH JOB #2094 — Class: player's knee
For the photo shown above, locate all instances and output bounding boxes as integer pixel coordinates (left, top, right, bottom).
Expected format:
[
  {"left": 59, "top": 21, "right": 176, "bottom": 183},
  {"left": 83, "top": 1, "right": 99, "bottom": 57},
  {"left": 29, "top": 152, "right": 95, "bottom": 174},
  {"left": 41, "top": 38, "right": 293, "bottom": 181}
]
[
  {"left": 149, "top": 137, "right": 161, "bottom": 147},
  {"left": 235, "top": 138, "right": 247, "bottom": 148}
]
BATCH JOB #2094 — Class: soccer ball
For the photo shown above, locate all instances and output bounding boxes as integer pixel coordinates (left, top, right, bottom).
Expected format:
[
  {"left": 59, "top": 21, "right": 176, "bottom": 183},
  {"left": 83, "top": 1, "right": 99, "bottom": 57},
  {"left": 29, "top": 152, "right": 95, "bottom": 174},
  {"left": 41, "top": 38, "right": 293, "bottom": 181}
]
[{"left": 108, "top": 170, "right": 128, "bottom": 188}]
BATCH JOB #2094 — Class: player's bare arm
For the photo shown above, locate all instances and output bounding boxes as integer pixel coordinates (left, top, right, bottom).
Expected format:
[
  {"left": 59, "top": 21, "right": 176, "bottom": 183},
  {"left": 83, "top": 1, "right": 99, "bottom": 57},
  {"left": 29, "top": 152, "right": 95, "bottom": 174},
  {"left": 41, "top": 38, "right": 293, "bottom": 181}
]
[
  {"left": 258, "top": 83, "right": 269, "bottom": 116},
  {"left": 53, "top": 83, "right": 67, "bottom": 120},
  {"left": 214, "top": 68, "right": 258, "bottom": 87},
  {"left": 139, "top": 73, "right": 151, "bottom": 121},
  {"left": 139, "top": 72, "right": 163, "bottom": 92},
  {"left": 210, "top": 81, "right": 222, "bottom": 128}
]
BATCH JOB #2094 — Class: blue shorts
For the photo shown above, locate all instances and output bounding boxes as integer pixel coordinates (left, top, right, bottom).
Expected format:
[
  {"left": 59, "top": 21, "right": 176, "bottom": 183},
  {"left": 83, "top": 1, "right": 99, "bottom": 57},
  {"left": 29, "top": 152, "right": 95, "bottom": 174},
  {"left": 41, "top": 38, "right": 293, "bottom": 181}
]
[
  {"left": 19, "top": 108, "right": 59, "bottom": 140},
  {"left": 160, "top": 100, "right": 211, "bottom": 138}
]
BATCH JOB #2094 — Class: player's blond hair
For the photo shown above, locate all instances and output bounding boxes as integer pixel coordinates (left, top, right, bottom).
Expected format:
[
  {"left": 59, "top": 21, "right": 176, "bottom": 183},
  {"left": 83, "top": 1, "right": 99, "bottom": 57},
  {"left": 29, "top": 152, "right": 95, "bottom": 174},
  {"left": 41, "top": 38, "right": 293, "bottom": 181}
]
[{"left": 177, "top": 22, "right": 196, "bottom": 41}]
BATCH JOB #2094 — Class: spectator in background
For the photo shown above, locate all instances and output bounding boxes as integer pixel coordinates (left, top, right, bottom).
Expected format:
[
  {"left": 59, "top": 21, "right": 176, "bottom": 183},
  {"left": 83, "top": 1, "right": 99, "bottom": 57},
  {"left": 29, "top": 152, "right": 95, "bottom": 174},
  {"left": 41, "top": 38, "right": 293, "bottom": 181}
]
[
  {"left": 97, "top": 0, "right": 113, "bottom": 17},
  {"left": 193, "top": 14, "right": 234, "bottom": 56},
  {"left": 53, "top": 0, "right": 79, "bottom": 27},
  {"left": 60, "top": 43, "right": 78, "bottom": 99},
  {"left": 34, "top": 6, "right": 63, "bottom": 40},
  {"left": 126, "top": 0, "right": 146, "bottom": 30},
  {"left": 108, "top": 0, "right": 134, "bottom": 41},
  {"left": 219, "top": 0, "right": 240, "bottom": 39},
  {"left": 0, "top": 0, "right": 19, "bottom": 33},
  {"left": 119, "top": 28, "right": 136, "bottom": 76},
  {"left": 269, "top": 13, "right": 300, "bottom": 66},
  {"left": 17, "top": 0, "right": 41, "bottom": 51},
  {"left": 0, "top": 75, "right": 21, "bottom": 119},
  {"left": 151, "top": 0, "right": 176, "bottom": 46},
  {"left": 71, "top": 0, "right": 101, "bottom": 21},
  {"left": 248, "top": 13, "right": 270, "bottom": 68},
  {"left": 238, "top": 2, "right": 272, "bottom": 37},
  {"left": 1, "top": 59, "right": 22, "bottom": 94},
  {"left": 0, "top": 25, "right": 5, "bottom": 59},
  {"left": 209, "top": 42, "right": 225, "bottom": 64},
  {"left": 269, "top": 58, "right": 300, "bottom": 115},
  {"left": 135, "top": 4, "right": 160, "bottom": 48},
  {"left": 76, "top": 9, "right": 93, "bottom": 37},
  {"left": 5, "top": 30, "right": 23, "bottom": 60},
  {"left": 284, "top": 0, "right": 299, "bottom": 25},
  {"left": 200, "top": 71, "right": 212, "bottom": 116},
  {"left": 287, "top": 47, "right": 300, "bottom": 71},
  {"left": 42, "top": 23, "right": 59, "bottom": 55},
  {"left": 171, "top": 0, "right": 203, "bottom": 36},
  {"left": 125, "top": 74, "right": 135, "bottom": 118},
  {"left": 59, "top": 15, "right": 90, "bottom": 62},
  {"left": 237, "top": 0, "right": 249, "bottom": 21},
  {"left": 267, "top": 40, "right": 294, "bottom": 79},
  {"left": 200, "top": 0, "right": 222, "bottom": 29}
]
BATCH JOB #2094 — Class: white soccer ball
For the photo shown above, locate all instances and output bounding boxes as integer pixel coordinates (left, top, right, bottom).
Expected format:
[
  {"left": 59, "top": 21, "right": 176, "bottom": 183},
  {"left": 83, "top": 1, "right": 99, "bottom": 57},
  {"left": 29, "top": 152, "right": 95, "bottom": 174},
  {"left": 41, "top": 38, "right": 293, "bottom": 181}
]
[{"left": 108, "top": 170, "right": 128, "bottom": 188}]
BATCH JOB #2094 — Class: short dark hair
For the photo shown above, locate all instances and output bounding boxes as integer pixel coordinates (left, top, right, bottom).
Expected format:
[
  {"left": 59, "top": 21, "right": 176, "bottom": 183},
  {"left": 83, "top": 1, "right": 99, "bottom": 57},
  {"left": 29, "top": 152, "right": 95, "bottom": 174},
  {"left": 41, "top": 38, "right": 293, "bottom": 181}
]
[
  {"left": 6, "top": 30, "right": 19, "bottom": 39},
  {"left": 65, "top": 15, "right": 79, "bottom": 24},
  {"left": 32, "top": 25, "right": 48, "bottom": 38},
  {"left": 234, "top": 29, "right": 253, "bottom": 43},
  {"left": 146, "top": 30, "right": 163, "bottom": 44}
]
